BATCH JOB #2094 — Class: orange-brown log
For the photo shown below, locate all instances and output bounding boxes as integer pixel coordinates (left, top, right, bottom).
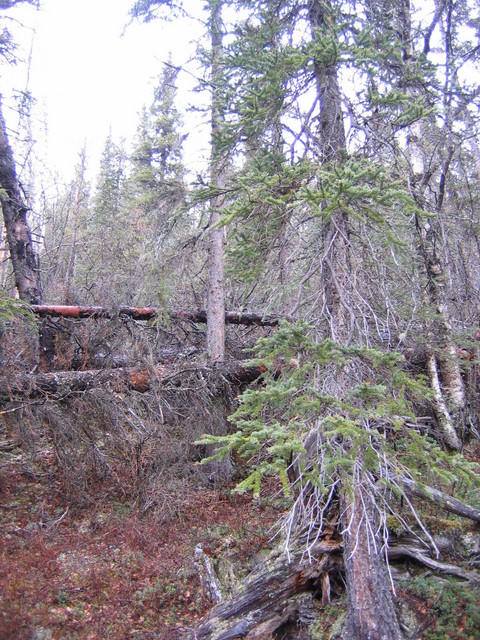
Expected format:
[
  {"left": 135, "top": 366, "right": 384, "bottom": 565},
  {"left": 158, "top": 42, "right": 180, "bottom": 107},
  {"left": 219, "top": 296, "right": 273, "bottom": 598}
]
[{"left": 30, "top": 305, "right": 290, "bottom": 327}]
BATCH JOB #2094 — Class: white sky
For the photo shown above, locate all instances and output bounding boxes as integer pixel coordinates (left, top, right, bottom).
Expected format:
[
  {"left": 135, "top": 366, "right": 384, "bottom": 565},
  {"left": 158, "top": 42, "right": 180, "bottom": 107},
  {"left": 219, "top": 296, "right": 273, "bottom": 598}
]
[{"left": 1, "top": 0, "right": 207, "bottom": 184}]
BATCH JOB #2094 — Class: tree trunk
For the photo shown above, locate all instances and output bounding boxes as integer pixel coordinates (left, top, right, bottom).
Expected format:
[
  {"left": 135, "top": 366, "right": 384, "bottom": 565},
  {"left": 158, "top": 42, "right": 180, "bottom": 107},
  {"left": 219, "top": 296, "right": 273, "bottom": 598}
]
[
  {"left": 341, "top": 463, "right": 403, "bottom": 640},
  {"left": 398, "top": 0, "right": 465, "bottom": 447},
  {"left": 0, "top": 360, "right": 268, "bottom": 402},
  {"left": 0, "top": 94, "right": 41, "bottom": 304},
  {"left": 64, "top": 148, "right": 86, "bottom": 304},
  {"left": 305, "top": 3, "right": 404, "bottom": 637},
  {"left": 207, "top": 0, "right": 226, "bottom": 362}
]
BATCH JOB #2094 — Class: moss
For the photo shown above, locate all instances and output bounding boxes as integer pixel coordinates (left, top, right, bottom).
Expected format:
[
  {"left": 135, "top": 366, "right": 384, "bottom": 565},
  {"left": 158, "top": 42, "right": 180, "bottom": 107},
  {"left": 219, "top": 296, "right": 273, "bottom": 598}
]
[{"left": 308, "top": 604, "right": 346, "bottom": 640}]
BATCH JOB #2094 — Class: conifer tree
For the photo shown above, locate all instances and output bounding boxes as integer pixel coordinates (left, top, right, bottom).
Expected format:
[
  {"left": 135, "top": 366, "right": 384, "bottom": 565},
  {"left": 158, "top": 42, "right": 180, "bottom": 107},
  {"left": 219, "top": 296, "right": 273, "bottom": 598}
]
[
  {"left": 76, "top": 133, "right": 130, "bottom": 304},
  {"left": 128, "top": 62, "right": 185, "bottom": 236}
]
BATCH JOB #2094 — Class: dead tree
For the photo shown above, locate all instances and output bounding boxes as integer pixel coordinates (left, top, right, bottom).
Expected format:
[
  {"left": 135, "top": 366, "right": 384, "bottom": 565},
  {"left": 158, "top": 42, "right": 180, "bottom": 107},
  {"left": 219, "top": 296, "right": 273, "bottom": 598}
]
[{"left": 0, "top": 94, "right": 41, "bottom": 304}]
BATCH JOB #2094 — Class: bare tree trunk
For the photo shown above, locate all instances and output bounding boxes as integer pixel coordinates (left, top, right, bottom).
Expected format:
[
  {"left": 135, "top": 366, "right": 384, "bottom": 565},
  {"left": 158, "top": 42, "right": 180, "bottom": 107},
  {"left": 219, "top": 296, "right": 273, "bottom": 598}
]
[
  {"left": 207, "top": 0, "right": 226, "bottom": 362},
  {"left": 64, "top": 149, "right": 86, "bottom": 304},
  {"left": 341, "top": 461, "right": 403, "bottom": 640},
  {"left": 0, "top": 94, "right": 41, "bottom": 304}
]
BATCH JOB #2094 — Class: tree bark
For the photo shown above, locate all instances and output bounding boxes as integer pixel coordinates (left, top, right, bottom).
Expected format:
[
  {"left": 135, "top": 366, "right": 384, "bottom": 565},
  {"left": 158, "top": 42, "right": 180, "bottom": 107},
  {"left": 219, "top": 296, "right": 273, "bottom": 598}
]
[
  {"left": 188, "top": 536, "right": 343, "bottom": 640},
  {"left": 0, "top": 360, "right": 268, "bottom": 402},
  {"left": 398, "top": 475, "right": 480, "bottom": 523},
  {"left": 0, "top": 94, "right": 41, "bottom": 304},
  {"left": 207, "top": 0, "right": 226, "bottom": 362},
  {"left": 307, "top": 3, "right": 402, "bottom": 637},
  {"left": 341, "top": 469, "right": 403, "bottom": 640},
  {"left": 30, "top": 305, "right": 288, "bottom": 326}
]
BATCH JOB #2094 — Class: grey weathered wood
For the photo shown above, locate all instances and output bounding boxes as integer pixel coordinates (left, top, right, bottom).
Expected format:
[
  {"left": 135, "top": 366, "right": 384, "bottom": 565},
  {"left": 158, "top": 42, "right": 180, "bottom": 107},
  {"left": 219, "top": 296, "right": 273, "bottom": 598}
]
[
  {"left": 399, "top": 476, "right": 480, "bottom": 523},
  {"left": 188, "top": 537, "right": 343, "bottom": 640}
]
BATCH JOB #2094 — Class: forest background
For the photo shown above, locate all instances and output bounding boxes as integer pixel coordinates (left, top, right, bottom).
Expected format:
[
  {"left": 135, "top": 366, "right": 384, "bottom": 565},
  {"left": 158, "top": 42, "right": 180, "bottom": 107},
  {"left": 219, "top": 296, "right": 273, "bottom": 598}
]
[{"left": 1, "top": 0, "right": 480, "bottom": 639}]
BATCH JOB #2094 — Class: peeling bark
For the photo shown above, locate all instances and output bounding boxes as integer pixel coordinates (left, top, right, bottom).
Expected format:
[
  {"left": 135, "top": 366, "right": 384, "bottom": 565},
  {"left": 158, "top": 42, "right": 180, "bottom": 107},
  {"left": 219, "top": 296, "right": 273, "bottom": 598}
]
[
  {"left": 426, "top": 351, "right": 461, "bottom": 450},
  {"left": 188, "top": 537, "right": 343, "bottom": 640},
  {"left": 30, "top": 305, "right": 288, "bottom": 326},
  {"left": 0, "top": 95, "right": 41, "bottom": 304}
]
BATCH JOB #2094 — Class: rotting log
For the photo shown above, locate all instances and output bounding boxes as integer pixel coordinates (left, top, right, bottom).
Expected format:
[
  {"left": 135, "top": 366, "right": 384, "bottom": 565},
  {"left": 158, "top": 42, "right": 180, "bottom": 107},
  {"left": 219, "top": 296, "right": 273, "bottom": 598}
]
[
  {"left": 0, "top": 360, "right": 268, "bottom": 403},
  {"left": 30, "top": 305, "right": 291, "bottom": 327},
  {"left": 186, "top": 528, "right": 480, "bottom": 640},
  {"left": 187, "top": 536, "right": 343, "bottom": 640}
]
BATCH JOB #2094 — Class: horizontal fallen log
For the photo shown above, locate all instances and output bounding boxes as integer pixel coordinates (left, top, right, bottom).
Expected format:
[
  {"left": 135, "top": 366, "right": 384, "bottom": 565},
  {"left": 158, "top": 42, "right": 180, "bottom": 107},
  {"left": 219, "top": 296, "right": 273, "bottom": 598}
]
[
  {"left": 30, "top": 305, "right": 290, "bottom": 327},
  {"left": 399, "top": 476, "right": 480, "bottom": 524},
  {"left": 0, "top": 361, "right": 268, "bottom": 403}
]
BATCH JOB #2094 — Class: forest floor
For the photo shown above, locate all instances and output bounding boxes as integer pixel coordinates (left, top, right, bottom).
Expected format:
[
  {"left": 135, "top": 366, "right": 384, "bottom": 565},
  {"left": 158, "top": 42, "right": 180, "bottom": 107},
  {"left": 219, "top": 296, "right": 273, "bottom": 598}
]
[
  {"left": 0, "top": 441, "right": 282, "bottom": 640},
  {"left": 2, "top": 434, "right": 480, "bottom": 639}
]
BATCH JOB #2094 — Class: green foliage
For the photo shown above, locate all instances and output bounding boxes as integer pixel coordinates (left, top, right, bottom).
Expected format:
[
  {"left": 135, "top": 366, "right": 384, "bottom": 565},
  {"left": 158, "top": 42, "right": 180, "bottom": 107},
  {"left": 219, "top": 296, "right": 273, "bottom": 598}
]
[
  {"left": 198, "top": 321, "right": 479, "bottom": 506},
  {"left": 406, "top": 575, "right": 480, "bottom": 639}
]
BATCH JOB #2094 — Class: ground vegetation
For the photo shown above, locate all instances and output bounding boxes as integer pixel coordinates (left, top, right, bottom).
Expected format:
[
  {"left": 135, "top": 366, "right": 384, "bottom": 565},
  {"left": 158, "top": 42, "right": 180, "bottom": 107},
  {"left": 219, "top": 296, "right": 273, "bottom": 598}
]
[{"left": 1, "top": 0, "right": 480, "bottom": 638}]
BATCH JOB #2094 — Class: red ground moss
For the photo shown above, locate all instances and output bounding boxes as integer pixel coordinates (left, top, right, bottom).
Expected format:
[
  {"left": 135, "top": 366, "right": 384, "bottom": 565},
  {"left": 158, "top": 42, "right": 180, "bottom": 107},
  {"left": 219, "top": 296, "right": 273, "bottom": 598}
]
[{"left": 0, "top": 456, "right": 283, "bottom": 639}]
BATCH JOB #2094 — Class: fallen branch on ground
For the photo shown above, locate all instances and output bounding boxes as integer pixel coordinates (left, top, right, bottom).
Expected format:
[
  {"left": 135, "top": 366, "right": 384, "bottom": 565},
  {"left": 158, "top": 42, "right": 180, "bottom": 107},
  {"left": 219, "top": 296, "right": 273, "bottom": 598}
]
[{"left": 388, "top": 544, "right": 480, "bottom": 583}]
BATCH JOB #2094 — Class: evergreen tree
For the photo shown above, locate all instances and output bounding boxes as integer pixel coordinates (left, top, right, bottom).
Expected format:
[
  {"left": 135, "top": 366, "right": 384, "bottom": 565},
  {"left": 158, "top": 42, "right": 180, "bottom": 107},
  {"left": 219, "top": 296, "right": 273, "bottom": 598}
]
[
  {"left": 128, "top": 62, "right": 185, "bottom": 237},
  {"left": 75, "top": 133, "right": 131, "bottom": 304}
]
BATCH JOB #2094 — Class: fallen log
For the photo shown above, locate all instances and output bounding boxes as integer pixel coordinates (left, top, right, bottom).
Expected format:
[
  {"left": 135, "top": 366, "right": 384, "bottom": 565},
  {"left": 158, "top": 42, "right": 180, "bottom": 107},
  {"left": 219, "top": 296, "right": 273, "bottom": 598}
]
[
  {"left": 187, "top": 536, "right": 343, "bottom": 640},
  {"left": 186, "top": 530, "right": 480, "bottom": 640},
  {"left": 399, "top": 476, "right": 480, "bottom": 524},
  {"left": 30, "top": 305, "right": 290, "bottom": 327},
  {"left": 0, "top": 360, "right": 267, "bottom": 402}
]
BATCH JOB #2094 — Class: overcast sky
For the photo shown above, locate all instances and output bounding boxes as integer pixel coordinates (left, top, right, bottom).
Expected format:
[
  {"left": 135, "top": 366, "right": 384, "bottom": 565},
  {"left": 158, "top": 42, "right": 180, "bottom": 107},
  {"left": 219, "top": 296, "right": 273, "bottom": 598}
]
[{"left": 1, "top": 0, "right": 206, "bottom": 183}]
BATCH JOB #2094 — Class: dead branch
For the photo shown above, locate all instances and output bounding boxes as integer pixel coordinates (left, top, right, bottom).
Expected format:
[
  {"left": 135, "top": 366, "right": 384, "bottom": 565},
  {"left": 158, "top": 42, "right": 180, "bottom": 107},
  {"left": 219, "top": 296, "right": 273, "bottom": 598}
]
[
  {"left": 388, "top": 544, "right": 480, "bottom": 583},
  {"left": 399, "top": 476, "right": 480, "bottom": 524}
]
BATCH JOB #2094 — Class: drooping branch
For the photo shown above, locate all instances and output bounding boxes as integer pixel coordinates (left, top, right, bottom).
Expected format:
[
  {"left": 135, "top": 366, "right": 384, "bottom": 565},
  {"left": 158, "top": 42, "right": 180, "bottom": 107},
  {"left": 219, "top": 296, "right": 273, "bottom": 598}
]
[{"left": 30, "top": 305, "right": 290, "bottom": 326}]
